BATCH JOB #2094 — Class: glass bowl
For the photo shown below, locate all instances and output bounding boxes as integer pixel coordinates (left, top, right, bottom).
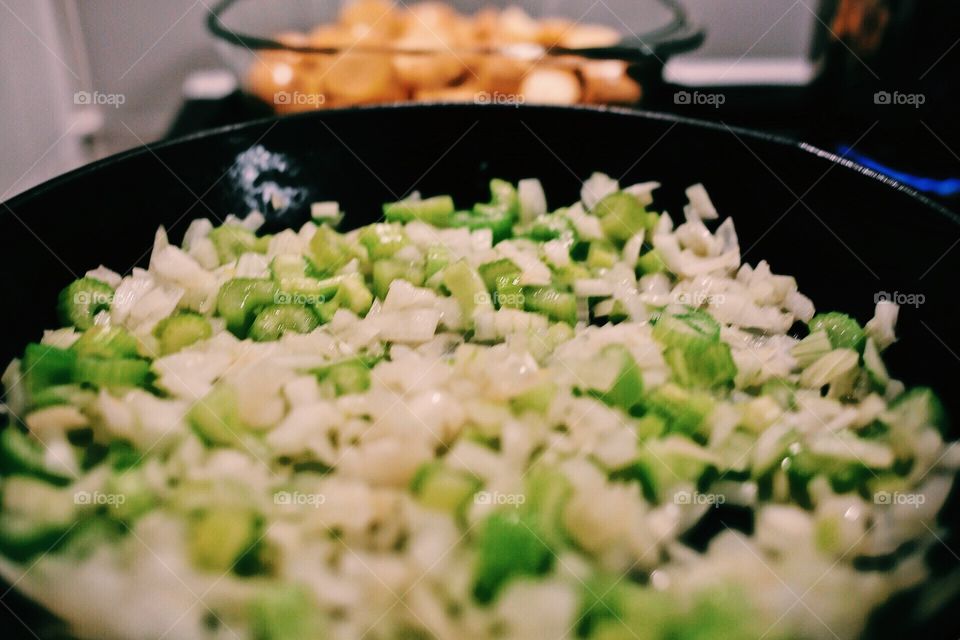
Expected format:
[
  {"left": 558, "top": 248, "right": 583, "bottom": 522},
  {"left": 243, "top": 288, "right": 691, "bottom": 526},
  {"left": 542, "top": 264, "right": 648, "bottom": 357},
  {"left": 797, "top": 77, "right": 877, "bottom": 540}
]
[{"left": 206, "top": 0, "right": 703, "bottom": 113}]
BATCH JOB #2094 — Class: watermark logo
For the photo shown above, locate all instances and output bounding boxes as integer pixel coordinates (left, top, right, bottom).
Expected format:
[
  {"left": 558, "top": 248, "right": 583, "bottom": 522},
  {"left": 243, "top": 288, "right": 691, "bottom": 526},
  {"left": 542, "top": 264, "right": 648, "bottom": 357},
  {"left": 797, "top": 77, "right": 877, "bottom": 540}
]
[
  {"left": 275, "top": 291, "right": 327, "bottom": 306},
  {"left": 74, "top": 490, "right": 126, "bottom": 506},
  {"left": 274, "top": 91, "right": 326, "bottom": 108},
  {"left": 74, "top": 91, "right": 126, "bottom": 108},
  {"left": 274, "top": 490, "right": 326, "bottom": 507},
  {"left": 676, "top": 291, "right": 725, "bottom": 307},
  {"left": 674, "top": 490, "right": 725, "bottom": 507},
  {"left": 475, "top": 290, "right": 526, "bottom": 308},
  {"left": 474, "top": 490, "right": 526, "bottom": 507},
  {"left": 874, "top": 91, "right": 925, "bottom": 108},
  {"left": 674, "top": 90, "right": 725, "bottom": 108},
  {"left": 875, "top": 291, "right": 925, "bottom": 308},
  {"left": 474, "top": 91, "right": 525, "bottom": 107},
  {"left": 874, "top": 490, "right": 925, "bottom": 508}
]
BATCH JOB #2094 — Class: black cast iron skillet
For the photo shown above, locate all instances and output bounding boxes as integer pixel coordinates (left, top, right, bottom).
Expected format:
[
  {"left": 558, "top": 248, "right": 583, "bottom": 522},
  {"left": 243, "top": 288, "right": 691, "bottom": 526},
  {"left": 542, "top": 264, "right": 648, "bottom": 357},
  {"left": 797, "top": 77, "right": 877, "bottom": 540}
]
[{"left": 1, "top": 104, "right": 959, "bottom": 639}]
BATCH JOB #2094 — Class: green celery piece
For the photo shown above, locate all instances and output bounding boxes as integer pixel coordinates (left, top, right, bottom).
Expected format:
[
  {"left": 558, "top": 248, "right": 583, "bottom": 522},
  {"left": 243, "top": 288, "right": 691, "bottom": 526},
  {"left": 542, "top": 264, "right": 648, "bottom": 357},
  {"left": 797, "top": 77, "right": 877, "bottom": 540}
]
[
  {"left": 188, "top": 508, "right": 260, "bottom": 573},
  {"left": 442, "top": 260, "right": 492, "bottom": 323},
  {"left": 580, "top": 577, "right": 673, "bottom": 640},
  {"left": 478, "top": 258, "right": 521, "bottom": 292},
  {"left": 410, "top": 462, "right": 481, "bottom": 515},
  {"left": 187, "top": 383, "right": 246, "bottom": 447},
  {"left": 209, "top": 225, "right": 260, "bottom": 264},
  {"left": 636, "top": 249, "right": 667, "bottom": 275},
  {"left": 72, "top": 326, "right": 140, "bottom": 359},
  {"left": 450, "top": 207, "right": 515, "bottom": 243},
  {"left": 522, "top": 287, "right": 577, "bottom": 326},
  {"left": 662, "top": 341, "right": 737, "bottom": 389},
  {"left": 22, "top": 343, "right": 77, "bottom": 396},
  {"left": 336, "top": 273, "right": 374, "bottom": 316},
  {"left": 551, "top": 263, "right": 590, "bottom": 289},
  {"left": 494, "top": 274, "right": 524, "bottom": 310},
  {"left": 0, "top": 512, "right": 72, "bottom": 562},
  {"left": 372, "top": 259, "right": 425, "bottom": 301},
  {"left": 58, "top": 516, "right": 125, "bottom": 560},
  {"left": 885, "top": 386, "right": 947, "bottom": 435},
  {"left": 383, "top": 195, "right": 455, "bottom": 226},
  {"left": 308, "top": 226, "right": 352, "bottom": 277},
  {"left": 593, "top": 192, "right": 648, "bottom": 243},
  {"left": 0, "top": 427, "right": 71, "bottom": 485},
  {"left": 523, "top": 466, "right": 572, "bottom": 549},
  {"left": 425, "top": 245, "right": 451, "bottom": 280},
  {"left": 807, "top": 312, "right": 866, "bottom": 353},
  {"left": 785, "top": 450, "right": 873, "bottom": 504},
  {"left": 249, "top": 585, "right": 324, "bottom": 640},
  {"left": 488, "top": 178, "right": 519, "bottom": 212},
  {"left": 57, "top": 277, "right": 114, "bottom": 330},
  {"left": 74, "top": 357, "right": 150, "bottom": 389},
  {"left": 316, "top": 359, "right": 371, "bottom": 395},
  {"left": 589, "top": 345, "right": 643, "bottom": 412},
  {"left": 609, "top": 460, "right": 658, "bottom": 503},
  {"left": 638, "top": 436, "right": 717, "bottom": 502},
  {"left": 249, "top": 305, "right": 319, "bottom": 342},
  {"left": 587, "top": 241, "right": 619, "bottom": 270},
  {"left": 31, "top": 385, "right": 94, "bottom": 410},
  {"left": 216, "top": 278, "right": 279, "bottom": 338},
  {"left": 359, "top": 223, "right": 408, "bottom": 260},
  {"left": 269, "top": 254, "right": 311, "bottom": 281},
  {"left": 104, "top": 469, "right": 155, "bottom": 522},
  {"left": 153, "top": 313, "right": 212, "bottom": 355},
  {"left": 510, "top": 379, "right": 556, "bottom": 415},
  {"left": 652, "top": 309, "right": 720, "bottom": 347},
  {"left": 672, "top": 587, "right": 766, "bottom": 640},
  {"left": 523, "top": 212, "right": 574, "bottom": 241},
  {"left": 643, "top": 383, "right": 714, "bottom": 437},
  {"left": 472, "top": 511, "right": 552, "bottom": 604}
]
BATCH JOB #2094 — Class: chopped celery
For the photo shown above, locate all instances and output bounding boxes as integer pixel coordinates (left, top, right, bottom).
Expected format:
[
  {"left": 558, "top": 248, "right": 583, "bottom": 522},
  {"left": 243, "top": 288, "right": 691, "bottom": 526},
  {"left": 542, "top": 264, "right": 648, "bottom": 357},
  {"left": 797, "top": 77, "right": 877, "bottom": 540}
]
[
  {"left": 308, "top": 226, "right": 352, "bottom": 277},
  {"left": 410, "top": 462, "right": 481, "bottom": 515},
  {"left": 635, "top": 413, "right": 667, "bottom": 439},
  {"left": 510, "top": 379, "right": 556, "bottom": 415},
  {"left": 425, "top": 245, "right": 451, "bottom": 280},
  {"left": 450, "top": 207, "right": 514, "bottom": 243},
  {"left": 315, "top": 359, "right": 371, "bottom": 395},
  {"left": 270, "top": 254, "right": 311, "bottom": 281},
  {"left": 587, "top": 241, "right": 619, "bottom": 270},
  {"left": 523, "top": 466, "right": 572, "bottom": 549},
  {"left": 643, "top": 383, "right": 714, "bottom": 437},
  {"left": 359, "top": 224, "right": 407, "bottom": 260},
  {"left": 210, "top": 225, "right": 260, "bottom": 263},
  {"left": 153, "top": 313, "right": 212, "bottom": 355},
  {"left": 58, "top": 516, "right": 125, "bottom": 560},
  {"left": 551, "top": 263, "right": 590, "bottom": 289},
  {"left": 652, "top": 309, "right": 720, "bottom": 346},
  {"left": 383, "top": 195, "right": 455, "bottom": 226},
  {"left": 585, "top": 345, "right": 643, "bottom": 412},
  {"left": 372, "top": 259, "right": 425, "bottom": 300},
  {"left": 249, "top": 305, "right": 319, "bottom": 342},
  {"left": 216, "top": 278, "right": 279, "bottom": 337},
  {"left": 798, "top": 349, "right": 858, "bottom": 388},
  {"left": 71, "top": 326, "right": 139, "bottom": 359},
  {"left": 478, "top": 258, "right": 521, "bottom": 293},
  {"left": 74, "top": 357, "right": 150, "bottom": 389},
  {"left": 0, "top": 512, "right": 72, "bottom": 562},
  {"left": 188, "top": 383, "right": 245, "bottom": 446},
  {"left": 808, "top": 312, "right": 866, "bottom": 353},
  {"left": 249, "top": 585, "right": 324, "bottom": 640},
  {"left": 885, "top": 387, "right": 947, "bottom": 435},
  {"left": 609, "top": 460, "right": 658, "bottom": 503},
  {"left": 593, "top": 192, "right": 648, "bottom": 244},
  {"left": 443, "top": 260, "right": 492, "bottom": 323},
  {"left": 22, "top": 343, "right": 77, "bottom": 395},
  {"left": 494, "top": 274, "right": 524, "bottom": 310},
  {"left": 104, "top": 469, "right": 155, "bottom": 521},
  {"left": 636, "top": 249, "right": 667, "bottom": 275},
  {"left": 488, "top": 178, "right": 520, "bottom": 213},
  {"left": 523, "top": 212, "right": 574, "bottom": 241},
  {"left": 523, "top": 287, "right": 577, "bottom": 326},
  {"left": 31, "top": 384, "right": 94, "bottom": 410},
  {"left": 580, "top": 578, "right": 673, "bottom": 640},
  {"left": 57, "top": 277, "right": 114, "bottom": 330},
  {"left": 472, "top": 511, "right": 552, "bottom": 603},
  {"left": 662, "top": 340, "right": 737, "bottom": 389},
  {"left": 0, "top": 427, "right": 71, "bottom": 485},
  {"left": 188, "top": 507, "right": 261, "bottom": 572},
  {"left": 638, "top": 435, "right": 717, "bottom": 500}
]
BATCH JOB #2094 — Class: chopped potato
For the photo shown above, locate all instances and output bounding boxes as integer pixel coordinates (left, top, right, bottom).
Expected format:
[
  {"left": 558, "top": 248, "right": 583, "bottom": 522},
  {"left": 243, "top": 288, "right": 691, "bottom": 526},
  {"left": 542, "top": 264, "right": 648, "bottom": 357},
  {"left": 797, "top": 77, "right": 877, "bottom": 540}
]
[{"left": 520, "top": 68, "right": 582, "bottom": 105}]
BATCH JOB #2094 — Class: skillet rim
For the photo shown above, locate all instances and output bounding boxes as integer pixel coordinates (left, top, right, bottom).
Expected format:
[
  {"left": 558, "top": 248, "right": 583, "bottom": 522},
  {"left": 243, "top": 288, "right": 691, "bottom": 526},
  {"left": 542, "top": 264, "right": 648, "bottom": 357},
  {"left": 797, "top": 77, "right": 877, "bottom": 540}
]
[{"left": 2, "top": 103, "right": 957, "bottom": 228}]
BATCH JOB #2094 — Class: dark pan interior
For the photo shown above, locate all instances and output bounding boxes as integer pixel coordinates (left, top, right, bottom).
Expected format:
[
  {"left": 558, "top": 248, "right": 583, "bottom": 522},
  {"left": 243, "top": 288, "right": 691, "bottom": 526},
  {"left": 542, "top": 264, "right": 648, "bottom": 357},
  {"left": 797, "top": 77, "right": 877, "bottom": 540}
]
[{"left": 1, "top": 104, "right": 959, "bottom": 638}]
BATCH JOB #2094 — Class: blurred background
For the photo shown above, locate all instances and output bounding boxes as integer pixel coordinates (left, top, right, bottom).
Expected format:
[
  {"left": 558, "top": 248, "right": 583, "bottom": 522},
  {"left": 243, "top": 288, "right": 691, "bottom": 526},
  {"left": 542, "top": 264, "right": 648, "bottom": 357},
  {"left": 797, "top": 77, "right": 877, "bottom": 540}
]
[{"left": 2, "top": 0, "right": 959, "bottom": 205}]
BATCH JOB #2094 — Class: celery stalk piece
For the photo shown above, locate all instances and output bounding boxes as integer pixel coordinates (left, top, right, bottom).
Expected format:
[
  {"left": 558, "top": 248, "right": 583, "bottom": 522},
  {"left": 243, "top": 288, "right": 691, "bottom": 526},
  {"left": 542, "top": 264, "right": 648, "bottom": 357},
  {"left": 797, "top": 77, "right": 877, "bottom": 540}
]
[
  {"left": 216, "top": 278, "right": 280, "bottom": 338},
  {"left": 442, "top": 260, "right": 492, "bottom": 324},
  {"left": 57, "top": 277, "right": 114, "bottom": 330},
  {"left": 383, "top": 195, "right": 455, "bottom": 226},
  {"left": 153, "top": 313, "right": 212, "bottom": 355}
]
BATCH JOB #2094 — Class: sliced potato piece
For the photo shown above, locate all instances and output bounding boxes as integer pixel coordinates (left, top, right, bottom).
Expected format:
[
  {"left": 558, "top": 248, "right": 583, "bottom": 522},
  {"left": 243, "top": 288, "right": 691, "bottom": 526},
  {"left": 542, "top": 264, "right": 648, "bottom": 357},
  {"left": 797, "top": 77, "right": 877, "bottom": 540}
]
[
  {"left": 562, "top": 24, "right": 621, "bottom": 49},
  {"left": 520, "top": 68, "right": 582, "bottom": 105},
  {"left": 581, "top": 61, "right": 642, "bottom": 104},
  {"left": 325, "top": 52, "right": 404, "bottom": 104}
]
